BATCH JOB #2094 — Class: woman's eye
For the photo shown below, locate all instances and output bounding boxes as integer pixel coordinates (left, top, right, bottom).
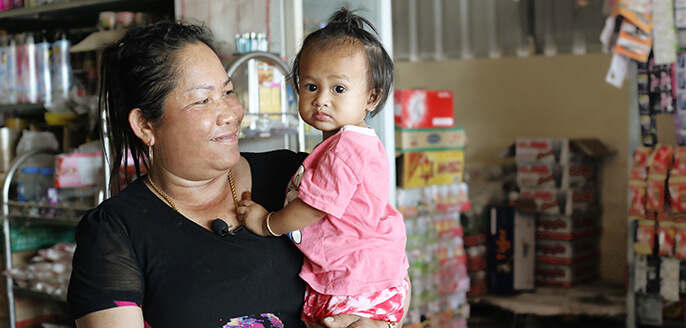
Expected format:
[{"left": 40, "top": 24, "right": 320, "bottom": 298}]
[
  {"left": 333, "top": 85, "right": 346, "bottom": 93},
  {"left": 305, "top": 84, "right": 317, "bottom": 92},
  {"left": 196, "top": 98, "right": 209, "bottom": 105},
  {"left": 223, "top": 90, "right": 234, "bottom": 97}
]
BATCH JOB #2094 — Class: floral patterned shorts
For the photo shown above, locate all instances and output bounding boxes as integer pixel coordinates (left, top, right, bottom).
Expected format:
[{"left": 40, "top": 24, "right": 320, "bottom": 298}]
[{"left": 301, "top": 278, "right": 409, "bottom": 325}]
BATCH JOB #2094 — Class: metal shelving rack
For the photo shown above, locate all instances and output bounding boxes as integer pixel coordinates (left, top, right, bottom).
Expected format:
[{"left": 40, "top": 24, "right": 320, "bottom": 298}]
[
  {"left": 226, "top": 51, "right": 309, "bottom": 153},
  {"left": 0, "top": 2, "right": 168, "bottom": 327},
  {"left": 1, "top": 149, "right": 73, "bottom": 328},
  {"left": 0, "top": 0, "right": 172, "bottom": 32}
]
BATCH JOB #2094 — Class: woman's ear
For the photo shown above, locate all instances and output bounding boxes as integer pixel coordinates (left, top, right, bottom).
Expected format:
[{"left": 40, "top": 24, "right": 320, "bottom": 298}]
[{"left": 129, "top": 109, "right": 155, "bottom": 146}]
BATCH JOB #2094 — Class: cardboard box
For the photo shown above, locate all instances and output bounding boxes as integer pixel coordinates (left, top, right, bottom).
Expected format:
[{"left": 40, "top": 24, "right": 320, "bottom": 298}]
[
  {"left": 518, "top": 187, "right": 598, "bottom": 216},
  {"left": 488, "top": 207, "right": 535, "bottom": 293},
  {"left": 535, "top": 213, "right": 601, "bottom": 239},
  {"left": 396, "top": 150, "right": 464, "bottom": 189},
  {"left": 536, "top": 235, "right": 600, "bottom": 264},
  {"left": 516, "top": 162, "right": 596, "bottom": 189},
  {"left": 395, "top": 127, "right": 466, "bottom": 152},
  {"left": 535, "top": 257, "right": 599, "bottom": 287},
  {"left": 394, "top": 89, "right": 454, "bottom": 129},
  {"left": 512, "top": 138, "right": 612, "bottom": 164},
  {"left": 55, "top": 151, "right": 103, "bottom": 188}
]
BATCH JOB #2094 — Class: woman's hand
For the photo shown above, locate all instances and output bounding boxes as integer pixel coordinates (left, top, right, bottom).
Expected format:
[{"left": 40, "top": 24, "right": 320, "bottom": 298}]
[
  {"left": 309, "top": 315, "right": 390, "bottom": 328},
  {"left": 236, "top": 191, "right": 270, "bottom": 236}
]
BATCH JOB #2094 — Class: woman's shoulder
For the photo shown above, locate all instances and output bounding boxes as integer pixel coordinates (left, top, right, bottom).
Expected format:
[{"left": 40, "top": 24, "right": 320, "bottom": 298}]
[
  {"left": 81, "top": 177, "right": 150, "bottom": 228},
  {"left": 241, "top": 149, "right": 308, "bottom": 165}
]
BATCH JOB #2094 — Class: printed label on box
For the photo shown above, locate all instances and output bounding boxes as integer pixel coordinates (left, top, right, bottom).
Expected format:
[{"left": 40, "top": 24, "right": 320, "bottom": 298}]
[
  {"left": 394, "top": 89, "right": 454, "bottom": 129},
  {"left": 396, "top": 150, "right": 464, "bottom": 189}
]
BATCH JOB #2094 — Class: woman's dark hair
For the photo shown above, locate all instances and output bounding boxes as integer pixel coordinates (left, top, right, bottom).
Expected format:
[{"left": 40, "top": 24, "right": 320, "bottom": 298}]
[
  {"left": 99, "top": 20, "right": 216, "bottom": 192},
  {"left": 291, "top": 6, "right": 394, "bottom": 118}
]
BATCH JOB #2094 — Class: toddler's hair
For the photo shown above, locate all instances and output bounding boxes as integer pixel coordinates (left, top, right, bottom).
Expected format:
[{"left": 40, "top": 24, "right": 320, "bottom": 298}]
[{"left": 291, "top": 6, "right": 394, "bottom": 117}]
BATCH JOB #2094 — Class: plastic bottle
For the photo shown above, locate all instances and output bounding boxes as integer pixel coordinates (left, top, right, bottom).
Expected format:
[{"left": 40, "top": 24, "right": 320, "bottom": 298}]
[
  {"left": 7, "top": 36, "right": 17, "bottom": 104},
  {"left": 0, "top": 35, "right": 7, "bottom": 104},
  {"left": 36, "top": 32, "right": 51, "bottom": 106},
  {"left": 37, "top": 167, "right": 54, "bottom": 203},
  {"left": 52, "top": 34, "right": 71, "bottom": 101},
  {"left": 17, "top": 167, "right": 40, "bottom": 203},
  {"left": 22, "top": 33, "right": 38, "bottom": 103}
]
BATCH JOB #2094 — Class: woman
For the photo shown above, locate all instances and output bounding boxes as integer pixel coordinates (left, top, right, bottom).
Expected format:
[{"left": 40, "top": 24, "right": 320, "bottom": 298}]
[{"left": 66, "top": 21, "right": 407, "bottom": 327}]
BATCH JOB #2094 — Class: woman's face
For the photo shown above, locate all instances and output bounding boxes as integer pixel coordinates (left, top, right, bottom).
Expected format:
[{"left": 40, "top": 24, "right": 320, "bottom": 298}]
[{"left": 152, "top": 42, "right": 244, "bottom": 180}]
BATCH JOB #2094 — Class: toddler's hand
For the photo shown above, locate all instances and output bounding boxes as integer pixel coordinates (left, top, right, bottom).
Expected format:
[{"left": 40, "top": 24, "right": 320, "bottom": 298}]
[{"left": 237, "top": 191, "right": 270, "bottom": 236}]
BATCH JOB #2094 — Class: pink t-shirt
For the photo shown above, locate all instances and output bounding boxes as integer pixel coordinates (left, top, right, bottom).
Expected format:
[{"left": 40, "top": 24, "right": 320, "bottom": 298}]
[{"left": 285, "top": 125, "right": 409, "bottom": 296}]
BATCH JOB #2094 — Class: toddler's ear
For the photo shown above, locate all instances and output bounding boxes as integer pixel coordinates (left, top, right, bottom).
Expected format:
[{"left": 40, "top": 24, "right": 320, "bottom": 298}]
[{"left": 366, "top": 90, "right": 382, "bottom": 111}]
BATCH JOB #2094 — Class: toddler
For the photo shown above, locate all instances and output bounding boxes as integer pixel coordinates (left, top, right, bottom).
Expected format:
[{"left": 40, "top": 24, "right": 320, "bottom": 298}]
[{"left": 237, "top": 6, "right": 409, "bottom": 327}]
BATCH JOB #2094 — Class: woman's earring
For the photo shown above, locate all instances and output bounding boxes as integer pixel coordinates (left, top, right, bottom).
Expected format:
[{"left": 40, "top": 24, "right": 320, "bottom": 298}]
[{"left": 148, "top": 145, "right": 154, "bottom": 166}]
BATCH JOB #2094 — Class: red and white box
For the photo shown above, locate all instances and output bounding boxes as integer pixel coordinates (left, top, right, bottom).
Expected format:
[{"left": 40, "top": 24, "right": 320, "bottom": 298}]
[
  {"left": 536, "top": 213, "right": 600, "bottom": 239},
  {"left": 516, "top": 162, "right": 596, "bottom": 189},
  {"left": 535, "top": 257, "right": 599, "bottom": 287},
  {"left": 55, "top": 152, "right": 103, "bottom": 188},
  {"left": 536, "top": 235, "right": 600, "bottom": 264},
  {"left": 394, "top": 89, "right": 454, "bottom": 129},
  {"left": 513, "top": 138, "right": 611, "bottom": 165},
  {"left": 518, "top": 187, "right": 598, "bottom": 216}
]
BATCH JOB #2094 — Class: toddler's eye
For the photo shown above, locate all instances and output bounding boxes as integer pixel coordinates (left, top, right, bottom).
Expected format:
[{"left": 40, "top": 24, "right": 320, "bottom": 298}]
[
  {"left": 333, "top": 85, "right": 346, "bottom": 94},
  {"left": 305, "top": 84, "right": 317, "bottom": 92}
]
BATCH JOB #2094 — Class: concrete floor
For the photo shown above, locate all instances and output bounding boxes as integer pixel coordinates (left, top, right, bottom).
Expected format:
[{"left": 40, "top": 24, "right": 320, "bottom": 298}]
[{"left": 468, "top": 303, "right": 626, "bottom": 328}]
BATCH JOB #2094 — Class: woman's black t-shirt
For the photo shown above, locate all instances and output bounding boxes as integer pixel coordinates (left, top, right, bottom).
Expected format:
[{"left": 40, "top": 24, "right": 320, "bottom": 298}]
[{"left": 67, "top": 150, "right": 308, "bottom": 327}]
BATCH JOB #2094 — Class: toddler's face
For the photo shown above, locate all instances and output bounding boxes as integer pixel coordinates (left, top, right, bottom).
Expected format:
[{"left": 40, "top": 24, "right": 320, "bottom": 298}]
[{"left": 297, "top": 45, "right": 376, "bottom": 139}]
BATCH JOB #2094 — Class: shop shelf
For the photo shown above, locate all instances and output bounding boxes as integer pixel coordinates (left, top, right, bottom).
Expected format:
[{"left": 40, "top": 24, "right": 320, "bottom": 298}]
[
  {"left": 6, "top": 200, "right": 90, "bottom": 226},
  {"left": 0, "top": 104, "right": 45, "bottom": 116},
  {"left": 13, "top": 287, "right": 66, "bottom": 303},
  {"left": 0, "top": 0, "right": 172, "bottom": 32}
]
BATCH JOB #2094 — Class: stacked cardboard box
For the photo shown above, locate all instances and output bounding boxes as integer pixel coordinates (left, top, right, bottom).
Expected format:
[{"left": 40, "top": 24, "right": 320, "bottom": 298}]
[
  {"left": 394, "top": 89, "right": 470, "bottom": 328},
  {"left": 512, "top": 138, "right": 611, "bottom": 287}
]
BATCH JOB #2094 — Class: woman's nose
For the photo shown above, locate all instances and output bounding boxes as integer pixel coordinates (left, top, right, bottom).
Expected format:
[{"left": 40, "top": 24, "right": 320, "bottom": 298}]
[{"left": 217, "top": 99, "right": 244, "bottom": 125}]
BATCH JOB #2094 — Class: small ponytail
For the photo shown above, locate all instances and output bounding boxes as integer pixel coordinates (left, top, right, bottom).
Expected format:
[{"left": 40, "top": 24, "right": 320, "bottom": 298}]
[
  {"left": 326, "top": 6, "right": 378, "bottom": 36},
  {"left": 291, "top": 5, "right": 394, "bottom": 117}
]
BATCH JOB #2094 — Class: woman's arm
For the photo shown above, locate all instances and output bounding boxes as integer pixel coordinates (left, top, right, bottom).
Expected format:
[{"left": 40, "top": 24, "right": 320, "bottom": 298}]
[{"left": 75, "top": 306, "right": 144, "bottom": 328}]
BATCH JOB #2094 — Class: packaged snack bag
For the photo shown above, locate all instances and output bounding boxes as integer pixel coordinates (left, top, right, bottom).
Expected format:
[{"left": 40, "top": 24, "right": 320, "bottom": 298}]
[
  {"left": 631, "top": 147, "right": 653, "bottom": 180},
  {"left": 635, "top": 218, "right": 656, "bottom": 255},
  {"left": 668, "top": 176, "right": 686, "bottom": 213},
  {"left": 672, "top": 147, "right": 686, "bottom": 175},
  {"left": 674, "top": 223, "right": 686, "bottom": 259},
  {"left": 630, "top": 179, "right": 648, "bottom": 217},
  {"left": 647, "top": 144, "right": 673, "bottom": 174},
  {"left": 646, "top": 174, "right": 667, "bottom": 212},
  {"left": 659, "top": 221, "right": 677, "bottom": 257}
]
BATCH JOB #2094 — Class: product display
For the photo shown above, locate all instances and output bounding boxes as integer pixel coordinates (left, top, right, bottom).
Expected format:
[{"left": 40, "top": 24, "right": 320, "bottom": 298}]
[
  {"left": 510, "top": 137, "right": 610, "bottom": 288},
  {"left": 395, "top": 94, "right": 468, "bottom": 328}
]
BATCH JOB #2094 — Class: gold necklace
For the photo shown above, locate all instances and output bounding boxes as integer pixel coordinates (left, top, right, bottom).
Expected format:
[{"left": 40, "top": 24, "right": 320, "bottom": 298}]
[{"left": 147, "top": 170, "right": 239, "bottom": 213}]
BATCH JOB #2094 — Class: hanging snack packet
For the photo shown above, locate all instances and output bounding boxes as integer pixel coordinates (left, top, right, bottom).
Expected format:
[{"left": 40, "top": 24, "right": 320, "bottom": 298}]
[
  {"left": 672, "top": 147, "right": 686, "bottom": 175},
  {"left": 630, "top": 179, "right": 648, "bottom": 217},
  {"left": 647, "top": 144, "right": 673, "bottom": 174},
  {"left": 674, "top": 222, "right": 686, "bottom": 259},
  {"left": 631, "top": 146, "right": 653, "bottom": 180},
  {"left": 658, "top": 221, "right": 677, "bottom": 258},
  {"left": 647, "top": 174, "right": 668, "bottom": 212},
  {"left": 668, "top": 176, "right": 686, "bottom": 213},
  {"left": 635, "top": 218, "right": 656, "bottom": 255}
]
